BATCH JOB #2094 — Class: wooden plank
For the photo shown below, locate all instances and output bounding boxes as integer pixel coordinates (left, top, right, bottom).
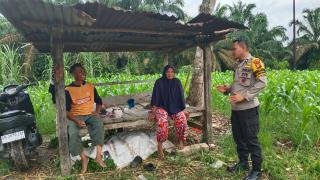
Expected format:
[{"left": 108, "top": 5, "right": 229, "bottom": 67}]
[
  {"left": 202, "top": 46, "right": 213, "bottom": 144},
  {"left": 176, "top": 143, "right": 210, "bottom": 156},
  {"left": 79, "top": 108, "right": 203, "bottom": 135},
  {"left": 189, "top": 111, "right": 203, "bottom": 118},
  {"left": 94, "top": 79, "right": 154, "bottom": 86},
  {"left": 101, "top": 111, "right": 203, "bottom": 124},
  {"left": 163, "top": 52, "right": 169, "bottom": 66},
  {"left": 102, "top": 92, "right": 152, "bottom": 106},
  {"left": 35, "top": 41, "right": 181, "bottom": 50},
  {"left": 80, "top": 120, "right": 154, "bottom": 135},
  {"left": 100, "top": 106, "right": 203, "bottom": 124},
  {"left": 187, "top": 121, "right": 203, "bottom": 129},
  {"left": 104, "top": 120, "right": 154, "bottom": 129},
  {"left": 51, "top": 26, "right": 71, "bottom": 176},
  {"left": 79, "top": 101, "right": 204, "bottom": 135}
]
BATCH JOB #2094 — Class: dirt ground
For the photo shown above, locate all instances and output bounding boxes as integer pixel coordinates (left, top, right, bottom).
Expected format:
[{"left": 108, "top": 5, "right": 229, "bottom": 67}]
[
  {"left": 1, "top": 112, "right": 232, "bottom": 179},
  {"left": 1, "top": 136, "right": 60, "bottom": 179}
]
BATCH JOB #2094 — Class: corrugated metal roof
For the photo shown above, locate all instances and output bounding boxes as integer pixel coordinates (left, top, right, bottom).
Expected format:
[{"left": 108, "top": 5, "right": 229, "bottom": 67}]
[{"left": 0, "top": 0, "right": 246, "bottom": 53}]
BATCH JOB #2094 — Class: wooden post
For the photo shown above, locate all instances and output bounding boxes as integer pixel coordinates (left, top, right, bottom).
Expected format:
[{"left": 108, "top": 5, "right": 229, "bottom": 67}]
[
  {"left": 202, "top": 45, "right": 213, "bottom": 144},
  {"left": 163, "top": 52, "right": 169, "bottom": 66},
  {"left": 51, "top": 26, "right": 71, "bottom": 176}
]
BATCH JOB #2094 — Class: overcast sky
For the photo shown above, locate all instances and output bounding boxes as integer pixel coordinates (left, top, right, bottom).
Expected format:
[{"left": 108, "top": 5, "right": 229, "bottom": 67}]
[{"left": 184, "top": 0, "right": 320, "bottom": 40}]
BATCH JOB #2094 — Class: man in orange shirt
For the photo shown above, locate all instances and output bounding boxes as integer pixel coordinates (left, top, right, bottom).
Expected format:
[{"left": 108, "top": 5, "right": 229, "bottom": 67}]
[{"left": 65, "top": 63, "right": 105, "bottom": 174}]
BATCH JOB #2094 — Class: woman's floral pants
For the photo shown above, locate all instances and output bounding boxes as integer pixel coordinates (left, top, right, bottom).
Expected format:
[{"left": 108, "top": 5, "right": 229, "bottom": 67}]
[{"left": 155, "top": 108, "right": 188, "bottom": 143}]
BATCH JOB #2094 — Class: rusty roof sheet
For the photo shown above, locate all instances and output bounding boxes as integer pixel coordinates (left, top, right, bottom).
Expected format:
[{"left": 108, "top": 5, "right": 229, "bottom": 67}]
[{"left": 0, "top": 0, "right": 246, "bottom": 53}]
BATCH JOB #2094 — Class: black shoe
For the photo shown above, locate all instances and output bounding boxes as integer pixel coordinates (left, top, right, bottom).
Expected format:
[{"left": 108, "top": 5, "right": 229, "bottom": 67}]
[
  {"left": 227, "top": 163, "right": 249, "bottom": 173},
  {"left": 130, "top": 156, "right": 143, "bottom": 168},
  {"left": 143, "top": 163, "right": 156, "bottom": 171},
  {"left": 243, "top": 170, "right": 262, "bottom": 180}
]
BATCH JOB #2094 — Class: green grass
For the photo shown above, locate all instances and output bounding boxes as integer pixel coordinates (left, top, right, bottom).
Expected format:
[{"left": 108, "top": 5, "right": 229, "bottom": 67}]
[
  {"left": 0, "top": 159, "right": 10, "bottom": 176},
  {"left": 211, "top": 70, "right": 320, "bottom": 179},
  {"left": 10, "top": 69, "right": 319, "bottom": 179}
]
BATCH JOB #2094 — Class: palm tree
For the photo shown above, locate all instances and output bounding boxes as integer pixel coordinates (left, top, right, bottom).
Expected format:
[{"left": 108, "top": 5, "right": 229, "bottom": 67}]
[
  {"left": 115, "top": 0, "right": 185, "bottom": 19},
  {"left": 213, "top": 3, "right": 228, "bottom": 18},
  {"left": 289, "top": 8, "right": 320, "bottom": 69},
  {"left": 210, "top": 39, "right": 235, "bottom": 71},
  {"left": 212, "top": 2, "right": 289, "bottom": 70},
  {"left": 296, "top": 8, "right": 320, "bottom": 43},
  {"left": 187, "top": 0, "right": 216, "bottom": 107},
  {"left": 238, "top": 13, "right": 288, "bottom": 64},
  {"left": 211, "top": 1, "right": 258, "bottom": 70},
  {"left": 224, "top": 1, "right": 256, "bottom": 26}
]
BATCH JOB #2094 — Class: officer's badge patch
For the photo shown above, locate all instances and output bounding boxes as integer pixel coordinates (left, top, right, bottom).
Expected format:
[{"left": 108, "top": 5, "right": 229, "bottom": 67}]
[
  {"left": 251, "top": 58, "right": 266, "bottom": 78},
  {"left": 241, "top": 72, "right": 248, "bottom": 77},
  {"left": 242, "top": 68, "right": 251, "bottom": 72}
]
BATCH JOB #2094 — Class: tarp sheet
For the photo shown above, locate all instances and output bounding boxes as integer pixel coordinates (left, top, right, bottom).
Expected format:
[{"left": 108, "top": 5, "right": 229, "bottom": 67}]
[{"left": 71, "top": 131, "right": 174, "bottom": 169}]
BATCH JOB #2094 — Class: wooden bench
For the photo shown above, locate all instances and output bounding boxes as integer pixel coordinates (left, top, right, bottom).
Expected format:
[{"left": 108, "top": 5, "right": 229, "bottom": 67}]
[{"left": 96, "top": 92, "right": 203, "bottom": 131}]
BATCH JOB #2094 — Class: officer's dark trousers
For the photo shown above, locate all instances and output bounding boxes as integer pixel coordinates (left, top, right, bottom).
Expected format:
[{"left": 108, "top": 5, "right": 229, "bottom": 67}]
[{"left": 231, "top": 106, "right": 262, "bottom": 171}]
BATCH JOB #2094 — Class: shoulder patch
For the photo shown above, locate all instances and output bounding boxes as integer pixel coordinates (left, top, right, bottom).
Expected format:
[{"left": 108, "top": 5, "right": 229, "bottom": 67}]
[{"left": 251, "top": 58, "right": 266, "bottom": 78}]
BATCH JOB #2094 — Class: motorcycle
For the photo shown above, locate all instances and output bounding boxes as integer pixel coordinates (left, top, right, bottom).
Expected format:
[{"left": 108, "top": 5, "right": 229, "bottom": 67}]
[{"left": 0, "top": 84, "right": 42, "bottom": 170}]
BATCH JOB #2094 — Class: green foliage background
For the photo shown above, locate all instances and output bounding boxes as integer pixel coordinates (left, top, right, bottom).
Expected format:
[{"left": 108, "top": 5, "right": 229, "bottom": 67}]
[{"left": 0, "top": 0, "right": 319, "bottom": 178}]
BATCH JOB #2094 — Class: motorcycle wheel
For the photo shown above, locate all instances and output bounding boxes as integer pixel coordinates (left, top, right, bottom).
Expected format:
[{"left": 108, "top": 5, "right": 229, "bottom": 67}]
[{"left": 10, "top": 140, "right": 29, "bottom": 170}]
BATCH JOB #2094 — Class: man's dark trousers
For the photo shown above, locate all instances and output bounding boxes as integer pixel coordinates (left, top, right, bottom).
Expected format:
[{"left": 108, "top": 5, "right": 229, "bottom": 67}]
[{"left": 231, "top": 106, "right": 262, "bottom": 171}]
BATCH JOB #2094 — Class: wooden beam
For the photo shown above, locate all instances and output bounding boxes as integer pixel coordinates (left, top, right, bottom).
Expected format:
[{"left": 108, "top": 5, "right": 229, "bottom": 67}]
[
  {"left": 34, "top": 41, "right": 181, "bottom": 48},
  {"left": 99, "top": 111, "right": 203, "bottom": 125},
  {"left": 187, "top": 121, "right": 203, "bottom": 129},
  {"left": 33, "top": 41, "right": 190, "bottom": 53},
  {"left": 23, "top": 21, "right": 198, "bottom": 36},
  {"left": 51, "top": 26, "right": 71, "bottom": 176},
  {"left": 104, "top": 120, "right": 154, "bottom": 129},
  {"left": 31, "top": 35, "right": 224, "bottom": 53},
  {"left": 94, "top": 79, "right": 154, "bottom": 86},
  {"left": 79, "top": 120, "right": 155, "bottom": 135},
  {"left": 202, "top": 45, "right": 213, "bottom": 144},
  {"left": 163, "top": 52, "right": 169, "bottom": 66}
]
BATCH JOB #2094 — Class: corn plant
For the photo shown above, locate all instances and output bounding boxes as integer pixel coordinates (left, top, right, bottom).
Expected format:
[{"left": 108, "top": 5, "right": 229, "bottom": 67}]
[
  {"left": 24, "top": 68, "right": 320, "bottom": 149},
  {"left": 0, "top": 44, "right": 26, "bottom": 85}
]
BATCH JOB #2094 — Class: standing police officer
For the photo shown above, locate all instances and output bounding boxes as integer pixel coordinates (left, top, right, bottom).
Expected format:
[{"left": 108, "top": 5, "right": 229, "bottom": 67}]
[{"left": 217, "top": 39, "right": 267, "bottom": 180}]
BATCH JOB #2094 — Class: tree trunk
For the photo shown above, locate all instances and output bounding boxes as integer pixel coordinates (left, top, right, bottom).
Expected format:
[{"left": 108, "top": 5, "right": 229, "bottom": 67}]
[
  {"left": 212, "top": 49, "right": 221, "bottom": 71},
  {"left": 186, "top": 47, "right": 204, "bottom": 107},
  {"left": 23, "top": 44, "right": 36, "bottom": 79},
  {"left": 199, "top": 0, "right": 217, "bottom": 14},
  {"left": 187, "top": 0, "right": 217, "bottom": 107}
]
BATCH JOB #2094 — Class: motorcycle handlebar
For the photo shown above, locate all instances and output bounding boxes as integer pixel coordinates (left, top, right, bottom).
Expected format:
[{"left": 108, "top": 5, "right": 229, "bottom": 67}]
[
  {"left": 15, "top": 83, "right": 37, "bottom": 94},
  {"left": 2, "top": 82, "right": 38, "bottom": 97}
]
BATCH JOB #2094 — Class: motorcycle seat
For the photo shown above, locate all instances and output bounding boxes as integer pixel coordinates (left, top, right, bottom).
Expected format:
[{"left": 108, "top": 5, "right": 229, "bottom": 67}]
[{"left": 0, "top": 110, "right": 26, "bottom": 119}]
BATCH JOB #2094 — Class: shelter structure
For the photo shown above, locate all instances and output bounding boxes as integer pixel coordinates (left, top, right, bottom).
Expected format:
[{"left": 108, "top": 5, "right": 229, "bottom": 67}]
[{"left": 0, "top": 0, "right": 245, "bottom": 175}]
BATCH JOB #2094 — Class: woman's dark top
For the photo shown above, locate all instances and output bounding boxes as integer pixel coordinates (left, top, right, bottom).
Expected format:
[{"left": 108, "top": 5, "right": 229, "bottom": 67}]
[{"left": 151, "top": 77, "right": 186, "bottom": 115}]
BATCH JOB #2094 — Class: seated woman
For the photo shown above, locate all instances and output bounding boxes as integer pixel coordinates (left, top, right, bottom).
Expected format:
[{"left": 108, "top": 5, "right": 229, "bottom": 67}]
[{"left": 151, "top": 65, "right": 188, "bottom": 159}]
